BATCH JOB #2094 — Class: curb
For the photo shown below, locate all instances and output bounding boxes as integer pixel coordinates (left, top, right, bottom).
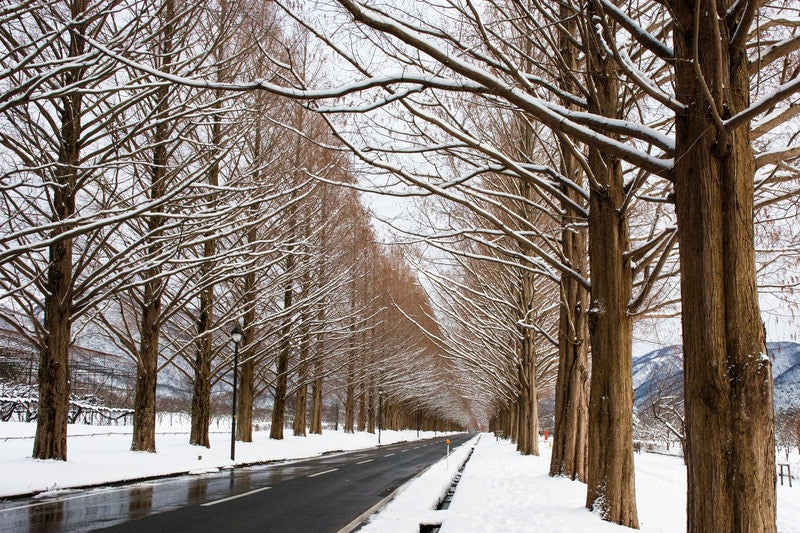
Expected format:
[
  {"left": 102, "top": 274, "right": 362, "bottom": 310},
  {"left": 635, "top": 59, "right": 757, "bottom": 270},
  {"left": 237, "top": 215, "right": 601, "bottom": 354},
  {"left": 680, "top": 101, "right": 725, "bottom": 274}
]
[{"left": 339, "top": 436, "right": 479, "bottom": 533}]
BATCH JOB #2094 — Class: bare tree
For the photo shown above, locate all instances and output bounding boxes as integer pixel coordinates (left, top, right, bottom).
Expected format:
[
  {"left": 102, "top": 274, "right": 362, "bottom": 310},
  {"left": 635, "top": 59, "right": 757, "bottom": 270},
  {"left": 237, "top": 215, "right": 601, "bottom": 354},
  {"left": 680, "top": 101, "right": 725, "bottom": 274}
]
[
  {"left": 0, "top": 0, "right": 167, "bottom": 459},
  {"left": 221, "top": 1, "right": 796, "bottom": 527}
]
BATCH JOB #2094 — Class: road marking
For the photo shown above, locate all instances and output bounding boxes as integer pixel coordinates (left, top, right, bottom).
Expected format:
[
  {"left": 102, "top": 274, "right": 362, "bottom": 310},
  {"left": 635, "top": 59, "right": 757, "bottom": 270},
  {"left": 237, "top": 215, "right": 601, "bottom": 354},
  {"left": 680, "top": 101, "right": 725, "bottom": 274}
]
[
  {"left": 384, "top": 453, "right": 395, "bottom": 457},
  {"left": 336, "top": 447, "right": 437, "bottom": 533},
  {"left": 356, "top": 459, "right": 373, "bottom": 465},
  {"left": 308, "top": 468, "right": 338, "bottom": 478},
  {"left": 201, "top": 487, "right": 271, "bottom": 507},
  {"left": 401, "top": 449, "right": 409, "bottom": 453}
]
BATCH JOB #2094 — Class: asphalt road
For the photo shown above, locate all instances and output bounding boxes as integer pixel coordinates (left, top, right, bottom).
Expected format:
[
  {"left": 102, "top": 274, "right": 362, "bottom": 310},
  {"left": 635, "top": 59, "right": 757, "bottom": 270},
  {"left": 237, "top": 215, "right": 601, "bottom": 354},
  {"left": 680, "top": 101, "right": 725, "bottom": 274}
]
[{"left": 0, "top": 433, "right": 473, "bottom": 533}]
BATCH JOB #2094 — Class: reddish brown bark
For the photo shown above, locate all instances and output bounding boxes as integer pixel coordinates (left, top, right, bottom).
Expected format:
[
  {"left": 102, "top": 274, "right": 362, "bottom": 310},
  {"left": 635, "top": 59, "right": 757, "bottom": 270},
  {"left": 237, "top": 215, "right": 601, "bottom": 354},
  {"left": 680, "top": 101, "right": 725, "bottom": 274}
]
[
  {"left": 673, "top": 1, "right": 776, "bottom": 530},
  {"left": 33, "top": 0, "right": 87, "bottom": 461},
  {"left": 549, "top": 0, "right": 589, "bottom": 482},
  {"left": 584, "top": 5, "right": 638, "bottom": 526}
]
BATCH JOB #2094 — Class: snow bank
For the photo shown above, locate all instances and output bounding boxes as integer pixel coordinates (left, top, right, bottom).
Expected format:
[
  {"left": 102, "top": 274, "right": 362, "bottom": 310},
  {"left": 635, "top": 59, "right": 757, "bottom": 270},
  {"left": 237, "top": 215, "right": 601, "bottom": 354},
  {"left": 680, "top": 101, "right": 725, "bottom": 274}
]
[
  {"left": 366, "top": 435, "right": 800, "bottom": 533},
  {"left": 1, "top": 422, "right": 798, "bottom": 532},
  {"left": 358, "top": 435, "right": 478, "bottom": 532},
  {"left": 0, "top": 421, "right": 440, "bottom": 498}
]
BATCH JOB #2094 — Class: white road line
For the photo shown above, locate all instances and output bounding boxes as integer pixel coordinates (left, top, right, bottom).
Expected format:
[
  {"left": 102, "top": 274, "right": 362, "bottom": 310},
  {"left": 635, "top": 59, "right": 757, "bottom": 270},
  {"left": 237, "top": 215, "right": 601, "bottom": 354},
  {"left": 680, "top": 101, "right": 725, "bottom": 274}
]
[
  {"left": 400, "top": 449, "right": 409, "bottom": 453},
  {"left": 384, "top": 453, "right": 395, "bottom": 457},
  {"left": 356, "top": 459, "right": 373, "bottom": 465},
  {"left": 200, "top": 487, "right": 271, "bottom": 507},
  {"left": 308, "top": 468, "right": 338, "bottom": 478}
]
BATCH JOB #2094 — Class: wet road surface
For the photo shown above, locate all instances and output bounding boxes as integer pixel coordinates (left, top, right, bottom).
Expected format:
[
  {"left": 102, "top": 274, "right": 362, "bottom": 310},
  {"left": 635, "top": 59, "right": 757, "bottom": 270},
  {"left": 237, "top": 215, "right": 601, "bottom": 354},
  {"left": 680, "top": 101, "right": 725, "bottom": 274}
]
[{"left": 0, "top": 433, "right": 472, "bottom": 533}]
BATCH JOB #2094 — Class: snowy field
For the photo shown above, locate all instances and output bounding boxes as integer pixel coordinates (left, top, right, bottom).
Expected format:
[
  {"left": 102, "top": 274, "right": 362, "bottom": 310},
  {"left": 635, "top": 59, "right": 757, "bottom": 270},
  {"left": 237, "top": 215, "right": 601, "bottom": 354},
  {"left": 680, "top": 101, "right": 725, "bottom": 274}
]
[
  {"left": 0, "top": 419, "right": 443, "bottom": 498},
  {"left": 0, "top": 422, "right": 798, "bottom": 532},
  {"left": 365, "top": 435, "right": 800, "bottom": 532}
]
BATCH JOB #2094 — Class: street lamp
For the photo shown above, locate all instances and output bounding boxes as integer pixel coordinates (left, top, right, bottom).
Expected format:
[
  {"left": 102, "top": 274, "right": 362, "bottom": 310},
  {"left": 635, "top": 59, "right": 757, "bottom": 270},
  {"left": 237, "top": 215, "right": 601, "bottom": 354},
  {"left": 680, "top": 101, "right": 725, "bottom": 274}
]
[
  {"left": 377, "top": 388, "right": 383, "bottom": 446},
  {"left": 416, "top": 400, "right": 420, "bottom": 439},
  {"left": 230, "top": 323, "right": 244, "bottom": 462}
]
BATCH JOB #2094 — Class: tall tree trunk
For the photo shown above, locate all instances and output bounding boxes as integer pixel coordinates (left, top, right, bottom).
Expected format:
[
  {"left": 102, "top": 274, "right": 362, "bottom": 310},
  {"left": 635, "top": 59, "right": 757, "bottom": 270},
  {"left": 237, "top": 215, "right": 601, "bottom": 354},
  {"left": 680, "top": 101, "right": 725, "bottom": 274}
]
[
  {"left": 33, "top": 0, "right": 86, "bottom": 460},
  {"left": 293, "top": 374, "right": 307, "bottom": 436},
  {"left": 550, "top": 248, "right": 589, "bottom": 479},
  {"left": 584, "top": 7, "right": 638, "bottom": 526},
  {"left": 190, "top": 306, "right": 212, "bottom": 447},
  {"left": 132, "top": 293, "right": 160, "bottom": 452},
  {"left": 367, "top": 385, "right": 376, "bottom": 434},
  {"left": 35, "top": 237, "right": 73, "bottom": 461},
  {"left": 131, "top": 0, "right": 173, "bottom": 452},
  {"left": 585, "top": 171, "right": 637, "bottom": 527},
  {"left": 270, "top": 254, "right": 294, "bottom": 440},
  {"left": 522, "top": 326, "right": 539, "bottom": 456},
  {"left": 309, "top": 306, "right": 325, "bottom": 435},
  {"left": 236, "top": 259, "right": 257, "bottom": 442},
  {"left": 344, "top": 357, "right": 356, "bottom": 433},
  {"left": 515, "top": 378, "right": 528, "bottom": 453},
  {"left": 237, "top": 357, "right": 255, "bottom": 442},
  {"left": 293, "top": 310, "right": 309, "bottom": 437},
  {"left": 236, "top": 112, "right": 268, "bottom": 444},
  {"left": 308, "top": 192, "right": 329, "bottom": 436},
  {"left": 357, "top": 378, "right": 367, "bottom": 432},
  {"left": 549, "top": 0, "right": 589, "bottom": 481},
  {"left": 517, "top": 271, "right": 539, "bottom": 456},
  {"left": 673, "top": 2, "right": 776, "bottom": 530},
  {"left": 270, "top": 335, "right": 290, "bottom": 440},
  {"left": 236, "top": 301, "right": 255, "bottom": 443},
  {"left": 190, "top": 1, "right": 230, "bottom": 449},
  {"left": 189, "top": 142, "right": 219, "bottom": 448},
  {"left": 310, "top": 356, "right": 324, "bottom": 434},
  {"left": 131, "top": 205, "right": 163, "bottom": 453},
  {"left": 293, "top": 194, "right": 313, "bottom": 438},
  {"left": 508, "top": 403, "right": 518, "bottom": 442}
]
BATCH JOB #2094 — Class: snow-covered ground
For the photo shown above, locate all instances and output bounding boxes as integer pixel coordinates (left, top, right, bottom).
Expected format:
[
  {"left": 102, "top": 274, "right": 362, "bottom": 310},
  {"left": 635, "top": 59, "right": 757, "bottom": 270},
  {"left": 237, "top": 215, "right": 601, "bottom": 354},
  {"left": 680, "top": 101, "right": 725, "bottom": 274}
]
[
  {"left": 1, "top": 422, "right": 798, "bottom": 532},
  {"left": 365, "top": 435, "right": 800, "bottom": 532},
  {"left": 0, "top": 419, "right": 442, "bottom": 498},
  {"left": 359, "top": 436, "right": 477, "bottom": 532}
]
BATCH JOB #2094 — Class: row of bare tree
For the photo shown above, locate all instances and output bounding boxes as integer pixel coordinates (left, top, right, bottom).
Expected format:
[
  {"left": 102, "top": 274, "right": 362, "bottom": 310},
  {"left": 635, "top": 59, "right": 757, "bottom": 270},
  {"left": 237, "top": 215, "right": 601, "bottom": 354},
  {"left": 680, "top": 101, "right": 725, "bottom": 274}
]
[
  {"left": 168, "top": 1, "right": 799, "bottom": 531},
  {"left": 2, "top": 0, "right": 800, "bottom": 530},
  {"left": 0, "top": 0, "right": 465, "bottom": 464}
]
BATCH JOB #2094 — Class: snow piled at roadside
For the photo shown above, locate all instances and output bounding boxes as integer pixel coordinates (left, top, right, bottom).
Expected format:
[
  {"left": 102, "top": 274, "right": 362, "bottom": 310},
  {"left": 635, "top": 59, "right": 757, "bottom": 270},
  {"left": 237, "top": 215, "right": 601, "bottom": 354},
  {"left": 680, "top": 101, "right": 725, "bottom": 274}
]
[
  {"left": 1, "top": 422, "right": 798, "bottom": 532},
  {"left": 0, "top": 421, "right": 440, "bottom": 498},
  {"left": 366, "top": 435, "right": 800, "bottom": 533},
  {"left": 359, "top": 435, "right": 478, "bottom": 531}
]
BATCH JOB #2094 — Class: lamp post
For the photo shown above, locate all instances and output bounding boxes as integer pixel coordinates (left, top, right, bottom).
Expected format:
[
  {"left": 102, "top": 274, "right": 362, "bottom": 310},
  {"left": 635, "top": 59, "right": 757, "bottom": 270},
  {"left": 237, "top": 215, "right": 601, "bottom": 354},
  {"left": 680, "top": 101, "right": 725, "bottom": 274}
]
[
  {"left": 416, "top": 400, "right": 420, "bottom": 439},
  {"left": 230, "top": 324, "right": 244, "bottom": 462},
  {"left": 377, "top": 388, "right": 383, "bottom": 446}
]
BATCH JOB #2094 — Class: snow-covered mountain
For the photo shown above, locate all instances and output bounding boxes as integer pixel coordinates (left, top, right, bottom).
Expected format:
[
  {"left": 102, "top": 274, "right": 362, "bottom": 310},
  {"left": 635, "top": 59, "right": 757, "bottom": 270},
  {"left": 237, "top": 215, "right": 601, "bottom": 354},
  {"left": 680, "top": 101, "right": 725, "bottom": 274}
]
[
  {"left": 633, "top": 341, "right": 800, "bottom": 411},
  {"left": 771, "top": 342, "right": 800, "bottom": 410}
]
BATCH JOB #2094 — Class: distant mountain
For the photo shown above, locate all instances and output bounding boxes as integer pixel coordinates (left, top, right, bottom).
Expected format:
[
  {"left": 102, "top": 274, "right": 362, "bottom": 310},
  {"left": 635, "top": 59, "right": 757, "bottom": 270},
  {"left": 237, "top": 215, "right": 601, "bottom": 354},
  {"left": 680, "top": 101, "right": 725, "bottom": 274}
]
[
  {"left": 633, "top": 342, "right": 800, "bottom": 412},
  {"left": 632, "top": 344, "right": 683, "bottom": 405},
  {"left": 770, "top": 342, "right": 800, "bottom": 410}
]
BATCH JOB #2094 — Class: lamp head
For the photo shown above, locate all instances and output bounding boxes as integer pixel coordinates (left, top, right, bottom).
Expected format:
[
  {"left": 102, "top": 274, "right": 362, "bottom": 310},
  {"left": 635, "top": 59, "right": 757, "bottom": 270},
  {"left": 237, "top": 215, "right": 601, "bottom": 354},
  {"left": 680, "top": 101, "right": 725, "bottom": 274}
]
[{"left": 230, "top": 324, "right": 244, "bottom": 345}]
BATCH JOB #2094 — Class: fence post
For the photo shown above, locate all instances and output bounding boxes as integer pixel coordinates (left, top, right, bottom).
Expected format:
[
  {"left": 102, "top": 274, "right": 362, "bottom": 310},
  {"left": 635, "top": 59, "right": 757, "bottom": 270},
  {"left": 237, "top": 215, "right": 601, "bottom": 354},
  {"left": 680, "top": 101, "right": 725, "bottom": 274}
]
[{"left": 778, "top": 463, "right": 792, "bottom": 487}]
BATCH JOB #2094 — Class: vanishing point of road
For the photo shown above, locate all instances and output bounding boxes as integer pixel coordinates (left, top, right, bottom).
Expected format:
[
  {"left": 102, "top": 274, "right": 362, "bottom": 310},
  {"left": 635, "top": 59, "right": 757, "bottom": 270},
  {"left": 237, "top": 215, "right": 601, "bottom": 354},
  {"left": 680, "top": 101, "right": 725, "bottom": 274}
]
[{"left": 0, "top": 433, "right": 472, "bottom": 533}]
